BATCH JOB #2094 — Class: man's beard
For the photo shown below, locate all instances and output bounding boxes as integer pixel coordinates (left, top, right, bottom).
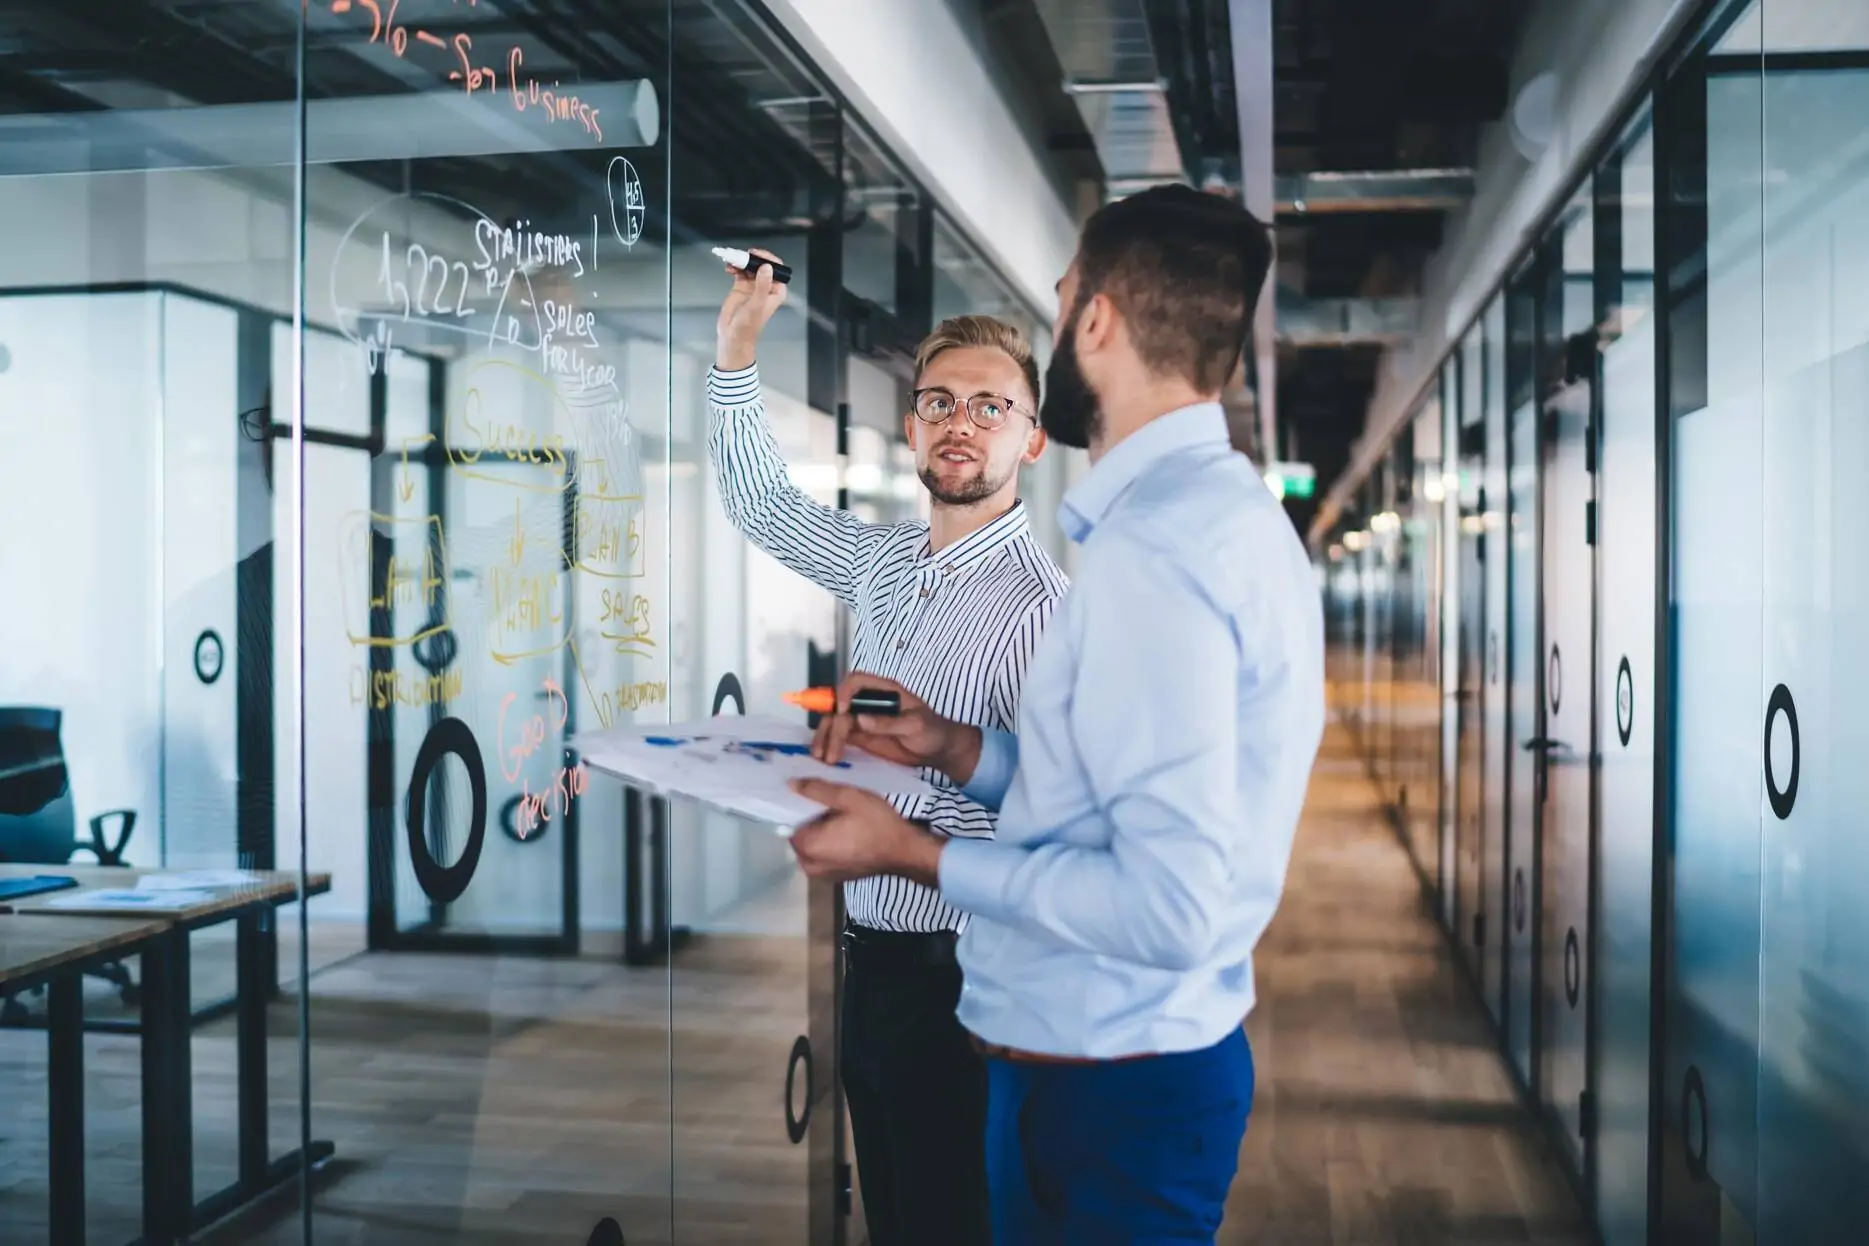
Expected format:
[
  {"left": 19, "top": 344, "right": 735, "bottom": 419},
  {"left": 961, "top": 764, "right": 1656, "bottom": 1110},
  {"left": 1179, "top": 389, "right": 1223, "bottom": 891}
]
[
  {"left": 920, "top": 453, "right": 1013, "bottom": 506},
  {"left": 1039, "top": 307, "right": 1100, "bottom": 451}
]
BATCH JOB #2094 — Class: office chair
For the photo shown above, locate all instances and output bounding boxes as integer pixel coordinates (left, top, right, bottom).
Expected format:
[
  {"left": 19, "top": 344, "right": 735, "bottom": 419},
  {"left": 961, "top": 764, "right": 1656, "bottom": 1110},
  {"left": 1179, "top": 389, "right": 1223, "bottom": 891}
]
[{"left": 0, "top": 707, "right": 141, "bottom": 1019}]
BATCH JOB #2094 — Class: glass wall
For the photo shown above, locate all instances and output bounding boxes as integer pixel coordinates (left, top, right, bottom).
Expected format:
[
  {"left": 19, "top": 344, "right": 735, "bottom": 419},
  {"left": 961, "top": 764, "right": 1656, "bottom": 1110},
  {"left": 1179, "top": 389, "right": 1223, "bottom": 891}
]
[
  {"left": 0, "top": 2, "right": 1059, "bottom": 1243},
  {"left": 1321, "top": 4, "right": 1869, "bottom": 1246}
]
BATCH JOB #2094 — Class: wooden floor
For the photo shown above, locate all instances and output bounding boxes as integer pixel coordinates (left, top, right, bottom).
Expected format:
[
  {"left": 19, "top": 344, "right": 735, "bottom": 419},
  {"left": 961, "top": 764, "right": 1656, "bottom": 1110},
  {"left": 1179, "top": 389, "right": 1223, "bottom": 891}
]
[
  {"left": 1220, "top": 714, "right": 1591, "bottom": 1245},
  {"left": 0, "top": 711, "right": 1590, "bottom": 1245}
]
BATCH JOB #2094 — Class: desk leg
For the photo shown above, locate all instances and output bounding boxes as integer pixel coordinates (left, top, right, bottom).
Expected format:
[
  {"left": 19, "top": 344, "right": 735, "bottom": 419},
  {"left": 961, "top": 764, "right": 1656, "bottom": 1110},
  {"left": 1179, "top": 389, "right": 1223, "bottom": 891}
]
[
  {"left": 139, "top": 928, "right": 191, "bottom": 1246},
  {"left": 236, "top": 910, "right": 268, "bottom": 1187},
  {"left": 47, "top": 972, "right": 84, "bottom": 1246}
]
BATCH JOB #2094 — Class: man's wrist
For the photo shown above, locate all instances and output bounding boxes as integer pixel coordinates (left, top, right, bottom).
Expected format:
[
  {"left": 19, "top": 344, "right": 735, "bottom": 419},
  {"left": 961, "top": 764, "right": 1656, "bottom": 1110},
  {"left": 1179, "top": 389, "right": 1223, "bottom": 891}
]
[
  {"left": 898, "top": 825, "right": 945, "bottom": 890},
  {"left": 716, "top": 339, "right": 756, "bottom": 372},
  {"left": 937, "top": 723, "right": 984, "bottom": 787}
]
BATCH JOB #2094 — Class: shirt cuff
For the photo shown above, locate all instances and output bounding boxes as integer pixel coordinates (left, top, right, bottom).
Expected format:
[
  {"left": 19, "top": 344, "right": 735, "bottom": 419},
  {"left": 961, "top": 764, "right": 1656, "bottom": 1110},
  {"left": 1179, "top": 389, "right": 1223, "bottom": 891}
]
[
  {"left": 938, "top": 836, "right": 1024, "bottom": 925},
  {"left": 707, "top": 363, "right": 760, "bottom": 407},
  {"left": 960, "top": 728, "right": 1018, "bottom": 811}
]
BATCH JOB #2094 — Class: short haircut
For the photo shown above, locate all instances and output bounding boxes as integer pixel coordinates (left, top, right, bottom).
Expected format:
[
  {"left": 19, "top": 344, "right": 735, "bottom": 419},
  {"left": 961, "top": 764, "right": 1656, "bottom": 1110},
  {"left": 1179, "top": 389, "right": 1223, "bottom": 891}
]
[
  {"left": 1073, "top": 184, "right": 1273, "bottom": 394},
  {"left": 913, "top": 314, "right": 1041, "bottom": 411}
]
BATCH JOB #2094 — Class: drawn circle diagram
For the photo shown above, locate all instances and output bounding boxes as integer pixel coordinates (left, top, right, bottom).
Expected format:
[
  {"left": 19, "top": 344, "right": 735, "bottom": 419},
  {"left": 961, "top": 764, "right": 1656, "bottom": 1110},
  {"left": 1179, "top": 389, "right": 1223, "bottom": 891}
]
[
  {"left": 609, "top": 157, "right": 645, "bottom": 248},
  {"left": 406, "top": 717, "right": 488, "bottom": 905}
]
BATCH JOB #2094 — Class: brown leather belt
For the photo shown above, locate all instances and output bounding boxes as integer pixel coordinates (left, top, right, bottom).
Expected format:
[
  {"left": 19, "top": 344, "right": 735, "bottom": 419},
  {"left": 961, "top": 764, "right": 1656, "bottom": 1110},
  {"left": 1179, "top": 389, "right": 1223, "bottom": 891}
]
[{"left": 968, "top": 1035, "right": 1157, "bottom": 1066}]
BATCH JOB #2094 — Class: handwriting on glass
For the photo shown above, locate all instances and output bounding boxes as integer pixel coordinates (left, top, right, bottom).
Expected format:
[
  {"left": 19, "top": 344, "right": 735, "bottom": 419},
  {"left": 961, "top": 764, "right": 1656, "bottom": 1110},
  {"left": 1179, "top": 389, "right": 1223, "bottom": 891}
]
[
  {"left": 327, "top": 0, "right": 604, "bottom": 143},
  {"left": 497, "top": 676, "right": 589, "bottom": 839}
]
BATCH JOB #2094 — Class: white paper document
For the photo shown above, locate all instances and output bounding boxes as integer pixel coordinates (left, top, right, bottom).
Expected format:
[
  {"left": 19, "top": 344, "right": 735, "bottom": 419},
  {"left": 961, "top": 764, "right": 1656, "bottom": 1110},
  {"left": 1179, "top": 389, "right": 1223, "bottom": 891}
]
[
  {"left": 573, "top": 714, "right": 935, "bottom": 833},
  {"left": 41, "top": 888, "right": 218, "bottom": 911},
  {"left": 136, "top": 870, "right": 263, "bottom": 891}
]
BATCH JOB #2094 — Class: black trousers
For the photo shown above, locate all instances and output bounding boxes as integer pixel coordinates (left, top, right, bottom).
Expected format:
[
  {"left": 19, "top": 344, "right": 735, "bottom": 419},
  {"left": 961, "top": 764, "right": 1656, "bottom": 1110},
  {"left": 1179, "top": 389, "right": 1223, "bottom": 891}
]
[{"left": 840, "top": 926, "right": 992, "bottom": 1246}]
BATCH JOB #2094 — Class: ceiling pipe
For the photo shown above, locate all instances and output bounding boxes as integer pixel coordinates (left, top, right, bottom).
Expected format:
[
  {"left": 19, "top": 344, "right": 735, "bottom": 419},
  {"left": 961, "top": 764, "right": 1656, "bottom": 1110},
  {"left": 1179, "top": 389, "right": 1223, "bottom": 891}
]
[
  {"left": 1275, "top": 167, "right": 1476, "bottom": 214},
  {"left": 1029, "top": 0, "right": 1190, "bottom": 199}
]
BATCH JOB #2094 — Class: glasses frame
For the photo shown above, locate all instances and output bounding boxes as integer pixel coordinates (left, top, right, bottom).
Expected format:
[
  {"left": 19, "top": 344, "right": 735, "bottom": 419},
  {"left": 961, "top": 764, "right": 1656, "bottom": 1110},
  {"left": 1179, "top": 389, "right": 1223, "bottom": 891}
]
[{"left": 908, "top": 387, "right": 1027, "bottom": 431}]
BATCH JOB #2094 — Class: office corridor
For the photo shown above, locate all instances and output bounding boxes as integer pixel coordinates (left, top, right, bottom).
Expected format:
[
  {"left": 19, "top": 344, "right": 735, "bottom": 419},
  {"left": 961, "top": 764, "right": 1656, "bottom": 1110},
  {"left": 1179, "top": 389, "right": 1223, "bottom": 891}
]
[{"left": 1220, "top": 706, "right": 1590, "bottom": 1246}]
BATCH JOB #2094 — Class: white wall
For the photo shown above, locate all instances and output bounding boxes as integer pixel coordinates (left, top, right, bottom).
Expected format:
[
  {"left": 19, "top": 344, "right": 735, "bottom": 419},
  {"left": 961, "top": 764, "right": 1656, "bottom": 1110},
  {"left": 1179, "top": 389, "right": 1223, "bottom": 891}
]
[
  {"left": 0, "top": 293, "right": 166, "bottom": 867},
  {"left": 757, "top": 0, "right": 1081, "bottom": 318}
]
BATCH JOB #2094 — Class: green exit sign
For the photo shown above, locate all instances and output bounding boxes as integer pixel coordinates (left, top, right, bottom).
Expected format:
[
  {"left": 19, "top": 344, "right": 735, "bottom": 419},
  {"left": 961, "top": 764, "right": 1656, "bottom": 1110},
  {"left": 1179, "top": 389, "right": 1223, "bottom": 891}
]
[{"left": 1264, "top": 461, "right": 1316, "bottom": 500}]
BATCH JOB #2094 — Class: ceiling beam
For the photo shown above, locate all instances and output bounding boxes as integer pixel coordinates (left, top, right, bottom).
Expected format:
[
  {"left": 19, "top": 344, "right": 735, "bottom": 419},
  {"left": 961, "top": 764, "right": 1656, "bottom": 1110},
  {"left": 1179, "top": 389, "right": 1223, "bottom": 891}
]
[
  {"left": 1230, "top": 0, "right": 1276, "bottom": 462},
  {"left": 1275, "top": 295, "right": 1418, "bottom": 347}
]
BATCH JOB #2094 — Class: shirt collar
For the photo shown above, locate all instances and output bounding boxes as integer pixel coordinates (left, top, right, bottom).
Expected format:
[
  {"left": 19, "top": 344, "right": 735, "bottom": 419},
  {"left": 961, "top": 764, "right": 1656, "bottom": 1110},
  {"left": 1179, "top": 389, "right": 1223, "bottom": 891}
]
[
  {"left": 919, "top": 498, "right": 1032, "bottom": 573},
  {"left": 1059, "top": 403, "right": 1228, "bottom": 543}
]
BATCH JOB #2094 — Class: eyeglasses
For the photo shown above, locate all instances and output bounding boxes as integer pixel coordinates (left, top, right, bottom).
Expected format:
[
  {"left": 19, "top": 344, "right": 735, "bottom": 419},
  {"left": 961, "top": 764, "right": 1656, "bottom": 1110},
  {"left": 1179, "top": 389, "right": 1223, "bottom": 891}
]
[{"left": 910, "top": 388, "right": 1025, "bottom": 431}]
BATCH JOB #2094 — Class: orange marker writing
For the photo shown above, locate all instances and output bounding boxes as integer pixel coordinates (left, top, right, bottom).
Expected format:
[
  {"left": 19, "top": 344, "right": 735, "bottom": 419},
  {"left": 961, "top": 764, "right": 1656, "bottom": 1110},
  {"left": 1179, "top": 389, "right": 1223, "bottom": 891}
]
[{"left": 782, "top": 687, "right": 901, "bottom": 716}]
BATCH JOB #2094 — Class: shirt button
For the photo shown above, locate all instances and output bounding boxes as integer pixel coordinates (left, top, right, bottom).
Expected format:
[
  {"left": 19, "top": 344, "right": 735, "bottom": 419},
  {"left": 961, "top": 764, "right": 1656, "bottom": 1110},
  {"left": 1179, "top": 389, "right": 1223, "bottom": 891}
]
[
  {"left": 918, "top": 587, "right": 930, "bottom": 598},
  {"left": 895, "top": 638, "right": 907, "bottom": 650}
]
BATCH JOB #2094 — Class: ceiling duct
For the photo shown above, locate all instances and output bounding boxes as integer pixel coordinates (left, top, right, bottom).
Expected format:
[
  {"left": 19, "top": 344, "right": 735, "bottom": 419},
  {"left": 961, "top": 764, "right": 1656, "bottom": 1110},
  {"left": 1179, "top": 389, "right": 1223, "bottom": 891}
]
[
  {"left": 1275, "top": 168, "right": 1475, "bottom": 215},
  {"left": 1032, "top": 0, "right": 1188, "bottom": 194},
  {"left": 1275, "top": 294, "right": 1418, "bottom": 347}
]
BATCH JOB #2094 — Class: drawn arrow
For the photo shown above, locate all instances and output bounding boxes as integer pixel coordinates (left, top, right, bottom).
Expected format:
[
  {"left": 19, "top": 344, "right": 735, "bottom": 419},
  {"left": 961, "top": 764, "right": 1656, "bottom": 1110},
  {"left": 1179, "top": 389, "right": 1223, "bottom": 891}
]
[
  {"left": 508, "top": 495, "right": 526, "bottom": 565},
  {"left": 398, "top": 434, "right": 435, "bottom": 502}
]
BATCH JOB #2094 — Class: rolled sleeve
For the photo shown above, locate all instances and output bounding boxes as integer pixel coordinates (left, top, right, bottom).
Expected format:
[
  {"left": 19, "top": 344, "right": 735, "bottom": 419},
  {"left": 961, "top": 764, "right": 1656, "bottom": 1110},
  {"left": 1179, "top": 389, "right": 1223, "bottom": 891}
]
[{"left": 959, "top": 727, "right": 1019, "bottom": 811}]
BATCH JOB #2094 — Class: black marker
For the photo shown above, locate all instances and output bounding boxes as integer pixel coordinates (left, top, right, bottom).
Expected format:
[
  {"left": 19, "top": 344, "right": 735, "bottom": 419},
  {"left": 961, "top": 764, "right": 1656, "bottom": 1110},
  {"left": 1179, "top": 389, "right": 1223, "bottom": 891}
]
[{"left": 713, "top": 246, "right": 793, "bottom": 285}]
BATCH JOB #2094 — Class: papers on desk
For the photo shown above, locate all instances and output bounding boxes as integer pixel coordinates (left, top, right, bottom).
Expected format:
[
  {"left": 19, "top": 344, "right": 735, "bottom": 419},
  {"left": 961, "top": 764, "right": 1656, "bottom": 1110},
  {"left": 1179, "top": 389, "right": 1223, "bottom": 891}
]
[
  {"left": 574, "top": 714, "right": 936, "bottom": 834},
  {"left": 136, "top": 870, "right": 263, "bottom": 891},
  {"left": 40, "top": 888, "right": 217, "bottom": 911}
]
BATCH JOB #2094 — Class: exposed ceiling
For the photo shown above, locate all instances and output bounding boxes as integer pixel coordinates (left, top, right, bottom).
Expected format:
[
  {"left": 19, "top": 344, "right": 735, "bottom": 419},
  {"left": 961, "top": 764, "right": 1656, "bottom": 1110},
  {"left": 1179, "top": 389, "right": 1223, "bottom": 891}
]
[
  {"left": 2, "top": 0, "right": 1535, "bottom": 521},
  {"left": 992, "top": 0, "right": 1534, "bottom": 531}
]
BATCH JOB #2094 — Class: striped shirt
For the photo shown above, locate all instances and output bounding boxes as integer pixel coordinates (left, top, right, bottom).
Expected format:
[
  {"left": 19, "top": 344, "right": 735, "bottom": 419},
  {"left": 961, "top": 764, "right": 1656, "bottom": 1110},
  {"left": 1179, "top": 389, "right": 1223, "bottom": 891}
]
[{"left": 707, "top": 363, "right": 1068, "bottom": 932}]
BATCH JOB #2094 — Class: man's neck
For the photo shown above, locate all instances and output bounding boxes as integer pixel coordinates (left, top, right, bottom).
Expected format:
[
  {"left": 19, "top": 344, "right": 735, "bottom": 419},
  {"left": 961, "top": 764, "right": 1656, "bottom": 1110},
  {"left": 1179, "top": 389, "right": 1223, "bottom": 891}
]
[
  {"left": 1088, "top": 383, "right": 1217, "bottom": 464},
  {"left": 929, "top": 492, "right": 1017, "bottom": 553}
]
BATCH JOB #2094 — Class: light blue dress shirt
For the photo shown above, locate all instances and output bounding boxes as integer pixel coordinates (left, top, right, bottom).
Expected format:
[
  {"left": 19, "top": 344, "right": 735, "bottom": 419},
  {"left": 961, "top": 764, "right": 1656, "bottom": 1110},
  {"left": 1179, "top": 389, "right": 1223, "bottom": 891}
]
[{"left": 938, "top": 403, "right": 1325, "bottom": 1058}]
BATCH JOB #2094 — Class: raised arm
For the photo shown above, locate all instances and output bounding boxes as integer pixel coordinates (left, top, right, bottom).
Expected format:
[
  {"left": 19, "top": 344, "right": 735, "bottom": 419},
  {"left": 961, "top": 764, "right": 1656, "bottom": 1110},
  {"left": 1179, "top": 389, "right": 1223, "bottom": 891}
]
[
  {"left": 710, "top": 251, "right": 890, "bottom": 607},
  {"left": 707, "top": 365, "right": 889, "bottom": 608}
]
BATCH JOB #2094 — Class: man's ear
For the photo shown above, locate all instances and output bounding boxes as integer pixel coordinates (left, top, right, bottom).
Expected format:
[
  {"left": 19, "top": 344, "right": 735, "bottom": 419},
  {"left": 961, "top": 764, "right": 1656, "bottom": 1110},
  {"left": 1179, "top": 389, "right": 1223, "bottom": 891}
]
[
  {"left": 1023, "top": 423, "right": 1049, "bottom": 464},
  {"left": 903, "top": 410, "right": 920, "bottom": 450},
  {"left": 1076, "top": 291, "right": 1118, "bottom": 355}
]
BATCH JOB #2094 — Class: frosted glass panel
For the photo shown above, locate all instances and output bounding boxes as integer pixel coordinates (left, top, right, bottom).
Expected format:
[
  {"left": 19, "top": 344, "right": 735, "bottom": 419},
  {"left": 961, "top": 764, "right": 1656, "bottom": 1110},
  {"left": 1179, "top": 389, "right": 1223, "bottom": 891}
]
[
  {"left": 1594, "top": 121, "right": 1658, "bottom": 1246},
  {"left": 1756, "top": 54, "right": 1869, "bottom": 1243},
  {"left": 1666, "top": 63, "right": 1766, "bottom": 1225}
]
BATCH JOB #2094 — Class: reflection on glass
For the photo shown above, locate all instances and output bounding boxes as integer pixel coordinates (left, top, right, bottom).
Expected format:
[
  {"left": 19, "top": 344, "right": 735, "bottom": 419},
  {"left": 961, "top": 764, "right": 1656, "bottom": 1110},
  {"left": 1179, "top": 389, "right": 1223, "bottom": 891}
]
[
  {"left": 1667, "top": 48, "right": 1766, "bottom": 1231},
  {"left": 1594, "top": 118, "right": 1658, "bottom": 1246},
  {"left": 1755, "top": 24, "right": 1869, "bottom": 1240}
]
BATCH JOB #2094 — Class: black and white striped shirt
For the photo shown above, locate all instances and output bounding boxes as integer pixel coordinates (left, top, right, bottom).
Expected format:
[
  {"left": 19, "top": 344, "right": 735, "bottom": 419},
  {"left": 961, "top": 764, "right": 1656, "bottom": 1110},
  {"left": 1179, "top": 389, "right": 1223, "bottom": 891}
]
[{"left": 707, "top": 364, "right": 1068, "bottom": 932}]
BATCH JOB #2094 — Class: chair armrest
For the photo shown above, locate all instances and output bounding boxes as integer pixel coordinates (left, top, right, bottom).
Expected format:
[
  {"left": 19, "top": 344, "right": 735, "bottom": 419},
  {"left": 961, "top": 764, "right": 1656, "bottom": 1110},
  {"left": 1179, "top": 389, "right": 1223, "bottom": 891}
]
[{"left": 78, "top": 809, "right": 137, "bottom": 866}]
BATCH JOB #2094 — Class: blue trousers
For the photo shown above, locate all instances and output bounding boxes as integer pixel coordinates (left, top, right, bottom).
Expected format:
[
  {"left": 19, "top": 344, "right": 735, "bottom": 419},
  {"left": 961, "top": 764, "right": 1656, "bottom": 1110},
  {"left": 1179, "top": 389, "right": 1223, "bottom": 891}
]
[{"left": 984, "top": 1027, "right": 1254, "bottom": 1244}]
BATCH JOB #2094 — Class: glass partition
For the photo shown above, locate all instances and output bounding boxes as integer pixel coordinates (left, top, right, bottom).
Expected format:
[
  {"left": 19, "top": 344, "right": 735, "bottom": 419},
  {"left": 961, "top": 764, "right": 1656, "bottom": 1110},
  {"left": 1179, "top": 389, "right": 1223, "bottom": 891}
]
[
  {"left": 1751, "top": 4, "right": 1869, "bottom": 1239},
  {"left": 1, "top": 0, "right": 1070, "bottom": 1242}
]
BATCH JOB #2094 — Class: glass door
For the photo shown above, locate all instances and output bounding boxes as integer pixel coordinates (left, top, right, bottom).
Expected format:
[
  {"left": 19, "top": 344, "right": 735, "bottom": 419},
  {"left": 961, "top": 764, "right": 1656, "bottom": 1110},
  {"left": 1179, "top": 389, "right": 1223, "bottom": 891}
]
[
  {"left": 299, "top": 0, "right": 677, "bottom": 1239},
  {"left": 1535, "top": 187, "right": 1598, "bottom": 1179},
  {"left": 1753, "top": 6, "right": 1869, "bottom": 1239},
  {"left": 1504, "top": 257, "right": 1543, "bottom": 1089},
  {"left": 1480, "top": 295, "right": 1510, "bottom": 1025},
  {"left": 1453, "top": 326, "right": 1487, "bottom": 983},
  {"left": 1657, "top": 11, "right": 1765, "bottom": 1241}
]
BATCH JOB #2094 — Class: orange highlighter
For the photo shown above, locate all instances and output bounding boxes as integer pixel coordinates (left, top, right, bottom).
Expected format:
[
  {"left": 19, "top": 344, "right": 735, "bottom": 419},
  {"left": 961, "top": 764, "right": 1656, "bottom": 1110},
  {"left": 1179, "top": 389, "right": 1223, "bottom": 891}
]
[{"left": 782, "top": 687, "right": 902, "bottom": 716}]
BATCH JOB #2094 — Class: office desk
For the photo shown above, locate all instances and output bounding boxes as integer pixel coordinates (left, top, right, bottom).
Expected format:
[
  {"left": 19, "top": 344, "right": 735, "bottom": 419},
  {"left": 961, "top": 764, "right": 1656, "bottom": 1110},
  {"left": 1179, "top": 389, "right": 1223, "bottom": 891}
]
[
  {"left": 1, "top": 914, "right": 170, "bottom": 1245},
  {"left": 0, "top": 866, "right": 335, "bottom": 1244},
  {"left": 0, "top": 863, "right": 333, "bottom": 1025}
]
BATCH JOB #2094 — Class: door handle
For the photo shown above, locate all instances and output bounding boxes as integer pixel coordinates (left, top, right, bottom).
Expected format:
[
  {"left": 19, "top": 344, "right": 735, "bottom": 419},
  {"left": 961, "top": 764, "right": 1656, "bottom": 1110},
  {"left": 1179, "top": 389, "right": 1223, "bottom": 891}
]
[{"left": 1521, "top": 736, "right": 1566, "bottom": 754}]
